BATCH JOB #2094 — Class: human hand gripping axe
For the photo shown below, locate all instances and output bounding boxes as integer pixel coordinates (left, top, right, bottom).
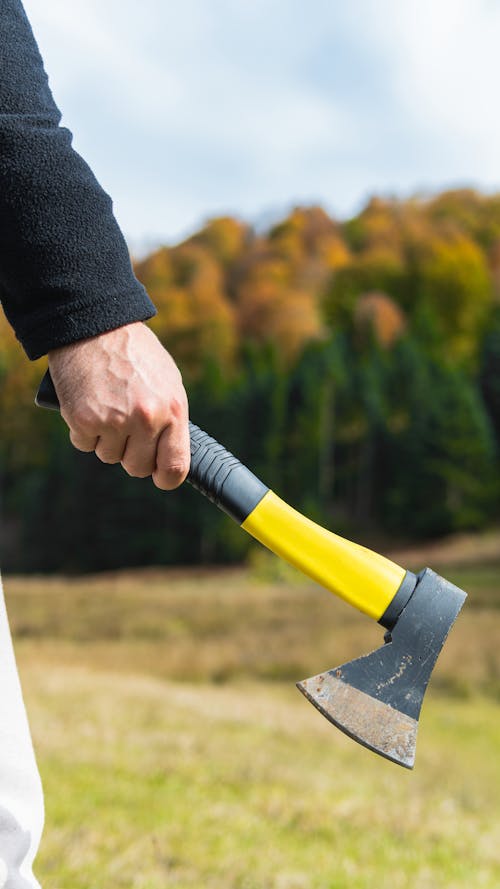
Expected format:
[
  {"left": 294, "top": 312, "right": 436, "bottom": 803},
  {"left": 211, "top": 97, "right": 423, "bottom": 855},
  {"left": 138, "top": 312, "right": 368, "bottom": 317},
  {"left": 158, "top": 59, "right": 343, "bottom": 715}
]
[{"left": 36, "top": 370, "right": 467, "bottom": 769}]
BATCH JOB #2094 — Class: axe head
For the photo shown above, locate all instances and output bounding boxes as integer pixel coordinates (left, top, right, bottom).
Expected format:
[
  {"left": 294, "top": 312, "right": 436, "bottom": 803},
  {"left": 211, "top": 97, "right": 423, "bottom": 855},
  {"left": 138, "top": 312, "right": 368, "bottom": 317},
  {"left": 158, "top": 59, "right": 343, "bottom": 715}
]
[{"left": 297, "top": 568, "right": 466, "bottom": 769}]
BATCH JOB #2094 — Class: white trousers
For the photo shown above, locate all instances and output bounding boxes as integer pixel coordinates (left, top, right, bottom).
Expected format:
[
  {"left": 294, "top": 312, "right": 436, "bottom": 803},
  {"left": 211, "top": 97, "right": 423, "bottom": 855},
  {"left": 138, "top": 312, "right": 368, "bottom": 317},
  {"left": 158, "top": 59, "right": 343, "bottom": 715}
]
[{"left": 0, "top": 576, "right": 44, "bottom": 889}]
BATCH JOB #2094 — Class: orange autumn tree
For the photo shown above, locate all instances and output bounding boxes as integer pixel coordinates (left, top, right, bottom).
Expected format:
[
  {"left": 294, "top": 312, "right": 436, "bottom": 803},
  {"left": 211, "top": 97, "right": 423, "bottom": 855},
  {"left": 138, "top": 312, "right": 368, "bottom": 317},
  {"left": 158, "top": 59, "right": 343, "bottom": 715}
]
[
  {"left": 354, "top": 292, "right": 407, "bottom": 348},
  {"left": 135, "top": 241, "right": 237, "bottom": 379},
  {"left": 233, "top": 208, "right": 350, "bottom": 363},
  {"left": 234, "top": 245, "right": 324, "bottom": 364}
]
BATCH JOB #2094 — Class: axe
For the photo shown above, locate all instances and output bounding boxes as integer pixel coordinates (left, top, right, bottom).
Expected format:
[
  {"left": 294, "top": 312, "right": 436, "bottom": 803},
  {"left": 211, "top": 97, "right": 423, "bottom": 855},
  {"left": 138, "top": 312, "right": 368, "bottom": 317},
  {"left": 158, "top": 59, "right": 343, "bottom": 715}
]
[{"left": 36, "top": 369, "right": 466, "bottom": 769}]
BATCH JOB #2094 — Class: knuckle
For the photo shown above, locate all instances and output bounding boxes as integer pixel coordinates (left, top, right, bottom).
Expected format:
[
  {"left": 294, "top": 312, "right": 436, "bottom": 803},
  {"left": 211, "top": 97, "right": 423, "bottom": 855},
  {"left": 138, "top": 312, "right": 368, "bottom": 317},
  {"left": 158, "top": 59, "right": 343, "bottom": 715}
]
[
  {"left": 70, "top": 406, "right": 98, "bottom": 431},
  {"left": 69, "top": 433, "right": 95, "bottom": 454},
  {"left": 168, "top": 393, "right": 188, "bottom": 421},
  {"left": 122, "top": 461, "right": 153, "bottom": 479},
  {"left": 108, "top": 408, "right": 129, "bottom": 431},
  {"left": 96, "top": 451, "right": 121, "bottom": 465},
  {"left": 134, "top": 398, "right": 163, "bottom": 433}
]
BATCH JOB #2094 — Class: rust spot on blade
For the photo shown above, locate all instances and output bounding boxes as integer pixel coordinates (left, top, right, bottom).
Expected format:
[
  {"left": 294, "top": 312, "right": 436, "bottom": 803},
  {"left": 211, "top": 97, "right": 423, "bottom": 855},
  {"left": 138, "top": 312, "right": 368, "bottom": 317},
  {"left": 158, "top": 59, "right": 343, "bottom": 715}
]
[{"left": 297, "top": 674, "right": 418, "bottom": 769}]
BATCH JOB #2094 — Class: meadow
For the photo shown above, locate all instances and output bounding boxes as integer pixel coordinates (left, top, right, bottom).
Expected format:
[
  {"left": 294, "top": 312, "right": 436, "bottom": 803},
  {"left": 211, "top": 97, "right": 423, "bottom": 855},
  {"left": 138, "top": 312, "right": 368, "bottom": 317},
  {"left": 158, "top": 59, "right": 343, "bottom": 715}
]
[{"left": 4, "top": 543, "right": 500, "bottom": 889}]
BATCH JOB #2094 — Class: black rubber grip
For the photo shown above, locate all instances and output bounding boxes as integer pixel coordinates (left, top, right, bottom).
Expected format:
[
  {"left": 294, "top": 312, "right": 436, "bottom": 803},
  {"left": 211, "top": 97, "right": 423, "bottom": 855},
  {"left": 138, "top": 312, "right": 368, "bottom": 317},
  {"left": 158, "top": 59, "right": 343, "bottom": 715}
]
[
  {"left": 35, "top": 370, "right": 269, "bottom": 524},
  {"left": 188, "top": 423, "right": 268, "bottom": 522}
]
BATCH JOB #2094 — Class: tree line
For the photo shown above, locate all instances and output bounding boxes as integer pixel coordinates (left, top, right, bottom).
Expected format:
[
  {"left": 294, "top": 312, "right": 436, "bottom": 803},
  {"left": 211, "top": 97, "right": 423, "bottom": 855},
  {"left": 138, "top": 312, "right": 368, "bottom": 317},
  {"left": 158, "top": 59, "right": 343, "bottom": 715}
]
[{"left": 1, "top": 190, "right": 499, "bottom": 572}]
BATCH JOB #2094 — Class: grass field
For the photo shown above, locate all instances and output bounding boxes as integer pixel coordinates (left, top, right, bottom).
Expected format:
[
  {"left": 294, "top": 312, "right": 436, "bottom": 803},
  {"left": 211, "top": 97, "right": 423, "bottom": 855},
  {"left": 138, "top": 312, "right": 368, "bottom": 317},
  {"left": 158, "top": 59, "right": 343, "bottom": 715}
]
[{"left": 4, "top": 550, "right": 500, "bottom": 888}]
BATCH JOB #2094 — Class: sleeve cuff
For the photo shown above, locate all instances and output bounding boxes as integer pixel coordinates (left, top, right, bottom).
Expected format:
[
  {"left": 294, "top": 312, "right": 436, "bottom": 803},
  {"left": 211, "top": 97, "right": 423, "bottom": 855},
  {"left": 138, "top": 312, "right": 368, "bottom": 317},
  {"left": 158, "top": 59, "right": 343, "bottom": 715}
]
[{"left": 17, "top": 287, "right": 157, "bottom": 360}]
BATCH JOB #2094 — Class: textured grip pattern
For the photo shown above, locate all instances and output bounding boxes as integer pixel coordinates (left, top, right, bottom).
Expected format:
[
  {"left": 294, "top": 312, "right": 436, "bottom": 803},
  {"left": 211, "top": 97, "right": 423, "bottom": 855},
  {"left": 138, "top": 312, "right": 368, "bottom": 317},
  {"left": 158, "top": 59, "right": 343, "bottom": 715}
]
[
  {"left": 188, "top": 423, "right": 241, "bottom": 501},
  {"left": 188, "top": 422, "right": 268, "bottom": 522}
]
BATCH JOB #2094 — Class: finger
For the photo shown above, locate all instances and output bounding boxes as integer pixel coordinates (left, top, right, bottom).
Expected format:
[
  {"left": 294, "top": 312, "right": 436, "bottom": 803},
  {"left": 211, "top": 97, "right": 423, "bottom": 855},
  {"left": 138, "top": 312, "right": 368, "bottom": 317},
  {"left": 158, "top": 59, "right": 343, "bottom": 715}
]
[
  {"left": 152, "top": 418, "right": 191, "bottom": 490},
  {"left": 69, "top": 428, "right": 99, "bottom": 453},
  {"left": 94, "top": 431, "right": 128, "bottom": 464},
  {"left": 121, "top": 432, "right": 158, "bottom": 478}
]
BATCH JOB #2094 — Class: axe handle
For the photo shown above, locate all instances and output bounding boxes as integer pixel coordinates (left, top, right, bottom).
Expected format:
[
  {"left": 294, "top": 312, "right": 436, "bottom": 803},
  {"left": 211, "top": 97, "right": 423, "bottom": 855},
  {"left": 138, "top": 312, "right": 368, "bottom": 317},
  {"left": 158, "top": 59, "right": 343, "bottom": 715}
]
[{"left": 36, "top": 369, "right": 411, "bottom": 624}]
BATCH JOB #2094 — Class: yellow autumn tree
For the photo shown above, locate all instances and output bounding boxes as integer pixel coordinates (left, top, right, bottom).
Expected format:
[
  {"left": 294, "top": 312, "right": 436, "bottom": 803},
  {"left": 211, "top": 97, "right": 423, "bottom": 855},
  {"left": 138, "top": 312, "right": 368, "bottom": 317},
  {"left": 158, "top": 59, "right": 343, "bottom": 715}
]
[
  {"left": 343, "top": 196, "right": 409, "bottom": 253},
  {"left": 135, "top": 242, "right": 237, "bottom": 378},
  {"left": 269, "top": 206, "right": 350, "bottom": 286},
  {"left": 416, "top": 231, "right": 493, "bottom": 363},
  {"left": 186, "top": 216, "right": 250, "bottom": 267},
  {"left": 426, "top": 188, "right": 500, "bottom": 249}
]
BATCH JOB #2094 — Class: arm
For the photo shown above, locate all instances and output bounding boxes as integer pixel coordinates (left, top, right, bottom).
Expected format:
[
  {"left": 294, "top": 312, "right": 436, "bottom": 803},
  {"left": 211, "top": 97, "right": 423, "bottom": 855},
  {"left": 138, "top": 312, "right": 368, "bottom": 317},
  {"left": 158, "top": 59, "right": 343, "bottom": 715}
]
[
  {"left": 0, "top": 0, "right": 155, "bottom": 358},
  {"left": 0, "top": 0, "right": 189, "bottom": 488}
]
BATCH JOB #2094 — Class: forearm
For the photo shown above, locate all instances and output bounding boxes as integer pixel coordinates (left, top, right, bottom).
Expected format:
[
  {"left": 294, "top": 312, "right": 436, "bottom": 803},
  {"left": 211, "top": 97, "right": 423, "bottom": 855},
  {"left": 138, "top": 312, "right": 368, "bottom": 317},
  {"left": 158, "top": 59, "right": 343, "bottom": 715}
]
[{"left": 0, "top": 0, "right": 155, "bottom": 359}]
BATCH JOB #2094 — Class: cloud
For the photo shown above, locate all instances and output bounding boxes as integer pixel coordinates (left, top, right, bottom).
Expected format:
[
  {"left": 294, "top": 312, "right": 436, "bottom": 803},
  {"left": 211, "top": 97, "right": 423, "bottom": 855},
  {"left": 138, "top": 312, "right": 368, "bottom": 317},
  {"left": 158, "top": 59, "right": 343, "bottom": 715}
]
[
  {"left": 349, "top": 0, "right": 500, "bottom": 176},
  {"left": 21, "top": 0, "right": 500, "bottom": 244},
  {"left": 23, "top": 0, "right": 183, "bottom": 121}
]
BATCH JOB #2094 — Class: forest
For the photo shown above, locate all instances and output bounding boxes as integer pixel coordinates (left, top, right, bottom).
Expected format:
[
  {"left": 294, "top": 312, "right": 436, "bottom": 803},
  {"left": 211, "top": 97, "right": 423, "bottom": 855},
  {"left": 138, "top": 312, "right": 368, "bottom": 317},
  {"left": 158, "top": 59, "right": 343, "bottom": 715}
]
[{"left": 1, "top": 188, "right": 500, "bottom": 572}]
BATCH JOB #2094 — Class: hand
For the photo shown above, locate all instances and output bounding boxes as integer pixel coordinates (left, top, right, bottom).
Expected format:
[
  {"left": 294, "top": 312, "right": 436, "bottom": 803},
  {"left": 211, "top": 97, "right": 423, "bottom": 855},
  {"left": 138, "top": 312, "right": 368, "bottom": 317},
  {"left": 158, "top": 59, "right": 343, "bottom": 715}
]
[{"left": 48, "top": 322, "right": 190, "bottom": 490}]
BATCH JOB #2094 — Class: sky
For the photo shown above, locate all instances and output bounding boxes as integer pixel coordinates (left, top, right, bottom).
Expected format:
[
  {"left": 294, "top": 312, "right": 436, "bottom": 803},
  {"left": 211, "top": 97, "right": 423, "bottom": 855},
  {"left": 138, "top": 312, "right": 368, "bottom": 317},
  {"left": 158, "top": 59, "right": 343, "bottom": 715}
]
[{"left": 22, "top": 0, "right": 500, "bottom": 253}]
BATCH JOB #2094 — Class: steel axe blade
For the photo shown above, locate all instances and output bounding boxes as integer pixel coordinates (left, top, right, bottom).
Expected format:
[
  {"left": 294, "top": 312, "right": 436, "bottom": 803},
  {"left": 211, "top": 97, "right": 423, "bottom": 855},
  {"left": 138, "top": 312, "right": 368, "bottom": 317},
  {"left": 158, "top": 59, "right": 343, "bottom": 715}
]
[{"left": 297, "top": 569, "right": 466, "bottom": 768}]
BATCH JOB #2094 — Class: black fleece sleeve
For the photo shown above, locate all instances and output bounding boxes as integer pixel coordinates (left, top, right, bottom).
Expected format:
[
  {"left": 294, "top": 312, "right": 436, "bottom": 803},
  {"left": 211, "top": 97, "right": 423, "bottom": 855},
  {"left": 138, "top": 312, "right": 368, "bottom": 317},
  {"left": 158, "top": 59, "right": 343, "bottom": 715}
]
[{"left": 0, "top": 0, "right": 156, "bottom": 360}]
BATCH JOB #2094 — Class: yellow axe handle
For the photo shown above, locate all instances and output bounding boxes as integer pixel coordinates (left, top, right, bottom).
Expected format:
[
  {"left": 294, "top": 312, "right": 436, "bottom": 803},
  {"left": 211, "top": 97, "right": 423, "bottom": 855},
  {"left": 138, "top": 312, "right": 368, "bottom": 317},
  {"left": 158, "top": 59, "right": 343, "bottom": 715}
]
[
  {"left": 242, "top": 490, "right": 405, "bottom": 621},
  {"left": 36, "top": 371, "right": 411, "bottom": 626}
]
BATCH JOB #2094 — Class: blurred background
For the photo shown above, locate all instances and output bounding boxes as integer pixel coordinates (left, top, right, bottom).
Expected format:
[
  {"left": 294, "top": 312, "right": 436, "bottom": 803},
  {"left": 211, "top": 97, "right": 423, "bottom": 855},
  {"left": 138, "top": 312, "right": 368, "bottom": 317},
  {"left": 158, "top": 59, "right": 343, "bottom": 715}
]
[
  {"left": 1, "top": 0, "right": 500, "bottom": 570},
  {"left": 1, "top": 2, "right": 500, "bottom": 887}
]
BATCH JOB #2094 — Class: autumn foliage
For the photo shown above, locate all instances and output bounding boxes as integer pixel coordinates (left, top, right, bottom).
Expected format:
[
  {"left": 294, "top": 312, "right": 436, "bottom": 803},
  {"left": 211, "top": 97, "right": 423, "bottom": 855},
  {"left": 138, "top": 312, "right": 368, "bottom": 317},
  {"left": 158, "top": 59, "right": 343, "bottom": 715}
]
[{"left": 1, "top": 191, "right": 500, "bottom": 571}]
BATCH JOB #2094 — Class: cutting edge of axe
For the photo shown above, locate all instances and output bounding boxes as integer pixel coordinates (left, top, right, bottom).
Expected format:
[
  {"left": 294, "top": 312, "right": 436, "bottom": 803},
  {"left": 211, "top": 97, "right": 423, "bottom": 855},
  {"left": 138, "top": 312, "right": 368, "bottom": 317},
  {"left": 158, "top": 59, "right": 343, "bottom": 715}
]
[{"left": 36, "top": 369, "right": 467, "bottom": 769}]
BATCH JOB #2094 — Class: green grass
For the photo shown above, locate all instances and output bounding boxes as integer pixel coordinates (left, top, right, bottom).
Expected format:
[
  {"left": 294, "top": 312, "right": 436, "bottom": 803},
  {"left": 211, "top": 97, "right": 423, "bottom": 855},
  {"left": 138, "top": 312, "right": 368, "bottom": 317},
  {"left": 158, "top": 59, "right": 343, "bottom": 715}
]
[{"left": 4, "top": 561, "right": 500, "bottom": 888}]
